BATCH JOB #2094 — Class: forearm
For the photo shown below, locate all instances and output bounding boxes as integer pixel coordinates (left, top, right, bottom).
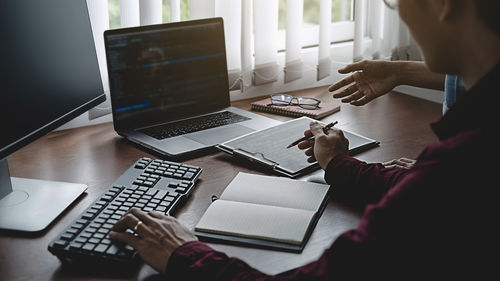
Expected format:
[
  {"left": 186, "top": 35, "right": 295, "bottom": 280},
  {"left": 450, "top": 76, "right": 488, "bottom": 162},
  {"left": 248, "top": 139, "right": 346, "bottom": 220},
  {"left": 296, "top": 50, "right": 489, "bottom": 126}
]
[
  {"left": 394, "top": 61, "right": 445, "bottom": 91},
  {"left": 324, "top": 155, "right": 408, "bottom": 209}
]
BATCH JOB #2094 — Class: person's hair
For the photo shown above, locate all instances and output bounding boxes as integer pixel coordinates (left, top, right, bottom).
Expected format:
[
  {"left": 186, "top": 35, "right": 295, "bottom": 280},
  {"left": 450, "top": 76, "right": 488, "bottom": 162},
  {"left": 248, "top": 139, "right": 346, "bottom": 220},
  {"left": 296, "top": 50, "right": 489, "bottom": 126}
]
[{"left": 475, "top": 0, "right": 500, "bottom": 35}]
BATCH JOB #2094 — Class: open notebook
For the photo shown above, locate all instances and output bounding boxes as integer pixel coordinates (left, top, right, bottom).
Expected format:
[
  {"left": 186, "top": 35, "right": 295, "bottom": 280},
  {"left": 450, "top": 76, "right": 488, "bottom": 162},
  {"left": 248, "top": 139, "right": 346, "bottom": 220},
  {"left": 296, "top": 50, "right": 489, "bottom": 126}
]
[{"left": 194, "top": 172, "right": 330, "bottom": 252}]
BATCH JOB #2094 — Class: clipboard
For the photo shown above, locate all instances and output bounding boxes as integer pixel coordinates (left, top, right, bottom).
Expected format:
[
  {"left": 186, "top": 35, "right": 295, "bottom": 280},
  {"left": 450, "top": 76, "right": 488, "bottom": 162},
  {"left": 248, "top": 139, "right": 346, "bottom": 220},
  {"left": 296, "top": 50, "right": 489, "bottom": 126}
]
[{"left": 216, "top": 117, "right": 380, "bottom": 178}]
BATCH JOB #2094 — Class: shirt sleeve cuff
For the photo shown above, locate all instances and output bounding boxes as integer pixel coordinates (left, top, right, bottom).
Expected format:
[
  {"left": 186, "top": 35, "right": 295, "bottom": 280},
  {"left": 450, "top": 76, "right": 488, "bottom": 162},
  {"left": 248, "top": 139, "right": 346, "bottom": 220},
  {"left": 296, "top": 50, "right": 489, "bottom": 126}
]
[
  {"left": 166, "top": 241, "right": 215, "bottom": 275},
  {"left": 324, "top": 154, "right": 361, "bottom": 185}
]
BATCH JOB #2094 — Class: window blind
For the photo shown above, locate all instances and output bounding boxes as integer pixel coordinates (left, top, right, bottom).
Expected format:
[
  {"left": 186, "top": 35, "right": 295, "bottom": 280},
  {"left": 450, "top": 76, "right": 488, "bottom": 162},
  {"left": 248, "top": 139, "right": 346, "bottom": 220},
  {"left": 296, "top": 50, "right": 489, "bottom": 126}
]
[
  {"left": 284, "top": 0, "right": 303, "bottom": 83},
  {"left": 86, "top": 0, "right": 109, "bottom": 92},
  {"left": 190, "top": 0, "right": 215, "bottom": 20},
  {"left": 139, "top": 0, "right": 162, "bottom": 26},
  {"left": 216, "top": 0, "right": 242, "bottom": 90},
  {"left": 317, "top": 0, "right": 332, "bottom": 81},
  {"left": 119, "top": 0, "right": 139, "bottom": 27},
  {"left": 87, "top": 0, "right": 405, "bottom": 119},
  {"left": 253, "top": 0, "right": 279, "bottom": 85},
  {"left": 353, "top": 0, "right": 366, "bottom": 62},
  {"left": 170, "top": 0, "right": 181, "bottom": 22}
]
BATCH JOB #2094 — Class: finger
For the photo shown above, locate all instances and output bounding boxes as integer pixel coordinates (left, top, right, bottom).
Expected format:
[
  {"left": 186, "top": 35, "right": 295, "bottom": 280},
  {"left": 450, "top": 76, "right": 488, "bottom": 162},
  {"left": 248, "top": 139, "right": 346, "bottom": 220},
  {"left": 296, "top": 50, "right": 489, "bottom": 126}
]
[
  {"left": 328, "top": 75, "right": 354, "bottom": 92},
  {"left": 297, "top": 139, "right": 312, "bottom": 150},
  {"left": 305, "top": 147, "right": 314, "bottom": 157},
  {"left": 383, "top": 159, "right": 396, "bottom": 166},
  {"left": 338, "top": 61, "right": 366, "bottom": 73},
  {"left": 108, "top": 231, "right": 142, "bottom": 249},
  {"left": 128, "top": 208, "right": 157, "bottom": 226},
  {"left": 111, "top": 212, "right": 153, "bottom": 238},
  {"left": 350, "top": 95, "right": 372, "bottom": 106},
  {"left": 112, "top": 213, "right": 141, "bottom": 232},
  {"left": 148, "top": 210, "right": 164, "bottom": 219},
  {"left": 341, "top": 91, "right": 364, "bottom": 103},
  {"left": 307, "top": 156, "right": 317, "bottom": 163},
  {"left": 303, "top": 129, "right": 311, "bottom": 136},
  {"left": 398, "top": 157, "right": 416, "bottom": 164},
  {"left": 332, "top": 84, "right": 358, "bottom": 98},
  {"left": 394, "top": 159, "right": 414, "bottom": 169},
  {"left": 309, "top": 122, "right": 326, "bottom": 138}
]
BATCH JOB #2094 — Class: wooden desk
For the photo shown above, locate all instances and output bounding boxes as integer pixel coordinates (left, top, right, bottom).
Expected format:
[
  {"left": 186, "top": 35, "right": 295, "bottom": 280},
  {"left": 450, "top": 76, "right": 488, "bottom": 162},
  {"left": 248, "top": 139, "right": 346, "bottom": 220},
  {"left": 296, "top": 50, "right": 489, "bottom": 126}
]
[{"left": 0, "top": 87, "right": 442, "bottom": 280}]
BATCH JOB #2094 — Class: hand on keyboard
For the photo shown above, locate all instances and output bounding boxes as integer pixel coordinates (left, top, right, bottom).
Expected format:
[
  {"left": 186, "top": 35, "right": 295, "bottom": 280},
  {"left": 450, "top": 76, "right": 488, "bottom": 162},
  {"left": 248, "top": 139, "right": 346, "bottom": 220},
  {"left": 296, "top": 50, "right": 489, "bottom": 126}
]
[
  {"left": 109, "top": 208, "right": 197, "bottom": 273},
  {"left": 48, "top": 157, "right": 202, "bottom": 269}
]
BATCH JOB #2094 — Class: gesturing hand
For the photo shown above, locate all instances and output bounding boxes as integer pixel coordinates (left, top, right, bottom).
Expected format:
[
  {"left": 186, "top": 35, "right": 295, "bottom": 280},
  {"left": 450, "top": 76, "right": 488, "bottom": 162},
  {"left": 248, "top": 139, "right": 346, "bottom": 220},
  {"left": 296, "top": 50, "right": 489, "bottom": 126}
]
[
  {"left": 298, "top": 122, "right": 349, "bottom": 170},
  {"left": 329, "top": 60, "right": 400, "bottom": 106},
  {"left": 109, "top": 208, "right": 198, "bottom": 273}
]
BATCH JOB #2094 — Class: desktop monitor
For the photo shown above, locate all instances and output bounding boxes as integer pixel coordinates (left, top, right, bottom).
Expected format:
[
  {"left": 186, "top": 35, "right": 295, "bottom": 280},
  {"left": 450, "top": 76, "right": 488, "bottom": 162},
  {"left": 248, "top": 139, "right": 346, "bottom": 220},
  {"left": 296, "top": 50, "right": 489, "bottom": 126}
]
[{"left": 0, "top": 0, "right": 106, "bottom": 231}]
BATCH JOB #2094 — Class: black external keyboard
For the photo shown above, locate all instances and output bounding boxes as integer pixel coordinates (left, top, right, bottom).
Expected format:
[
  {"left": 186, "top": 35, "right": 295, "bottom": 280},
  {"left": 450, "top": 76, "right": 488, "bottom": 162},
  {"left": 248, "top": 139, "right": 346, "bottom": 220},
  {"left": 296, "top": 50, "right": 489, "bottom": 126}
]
[
  {"left": 140, "top": 111, "right": 250, "bottom": 140},
  {"left": 48, "top": 157, "right": 202, "bottom": 269}
]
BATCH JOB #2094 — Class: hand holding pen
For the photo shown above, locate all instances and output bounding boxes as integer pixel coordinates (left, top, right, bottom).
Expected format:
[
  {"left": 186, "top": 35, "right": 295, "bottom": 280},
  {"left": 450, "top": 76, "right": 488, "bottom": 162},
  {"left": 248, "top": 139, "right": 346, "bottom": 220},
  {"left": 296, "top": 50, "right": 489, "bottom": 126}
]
[{"left": 286, "top": 121, "right": 338, "bottom": 148}]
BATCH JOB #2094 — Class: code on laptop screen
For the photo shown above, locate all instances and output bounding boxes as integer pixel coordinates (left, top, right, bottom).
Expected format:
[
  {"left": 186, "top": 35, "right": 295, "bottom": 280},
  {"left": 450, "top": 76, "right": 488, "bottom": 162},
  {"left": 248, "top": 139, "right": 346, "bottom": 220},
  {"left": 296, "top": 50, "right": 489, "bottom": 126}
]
[{"left": 104, "top": 19, "right": 230, "bottom": 129}]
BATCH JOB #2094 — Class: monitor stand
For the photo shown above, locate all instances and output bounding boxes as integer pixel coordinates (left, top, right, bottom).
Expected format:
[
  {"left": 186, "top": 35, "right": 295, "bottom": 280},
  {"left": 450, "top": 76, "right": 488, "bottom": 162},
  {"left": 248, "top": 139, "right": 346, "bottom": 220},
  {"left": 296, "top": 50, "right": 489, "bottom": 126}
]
[{"left": 0, "top": 158, "right": 87, "bottom": 232}]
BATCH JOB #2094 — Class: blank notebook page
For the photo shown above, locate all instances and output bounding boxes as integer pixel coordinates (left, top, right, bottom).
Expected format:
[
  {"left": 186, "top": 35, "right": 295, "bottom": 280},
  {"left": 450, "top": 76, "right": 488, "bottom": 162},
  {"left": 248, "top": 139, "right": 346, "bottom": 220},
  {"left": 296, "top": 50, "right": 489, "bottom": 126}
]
[
  {"left": 195, "top": 200, "right": 315, "bottom": 245},
  {"left": 220, "top": 172, "right": 329, "bottom": 211}
]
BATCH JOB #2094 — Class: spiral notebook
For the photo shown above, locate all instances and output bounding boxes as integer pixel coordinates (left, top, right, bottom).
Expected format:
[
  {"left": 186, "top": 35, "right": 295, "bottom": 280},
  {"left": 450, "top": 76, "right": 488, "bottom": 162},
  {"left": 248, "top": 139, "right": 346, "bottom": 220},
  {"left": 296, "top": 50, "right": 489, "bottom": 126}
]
[{"left": 251, "top": 97, "right": 340, "bottom": 119}]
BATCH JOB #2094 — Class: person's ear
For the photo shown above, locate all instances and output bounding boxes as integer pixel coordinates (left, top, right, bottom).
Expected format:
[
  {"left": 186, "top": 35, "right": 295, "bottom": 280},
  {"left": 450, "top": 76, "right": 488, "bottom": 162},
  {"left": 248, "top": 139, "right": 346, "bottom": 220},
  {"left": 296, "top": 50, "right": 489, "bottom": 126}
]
[{"left": 438, "top": 0, "right": 453, "bottom": 22}]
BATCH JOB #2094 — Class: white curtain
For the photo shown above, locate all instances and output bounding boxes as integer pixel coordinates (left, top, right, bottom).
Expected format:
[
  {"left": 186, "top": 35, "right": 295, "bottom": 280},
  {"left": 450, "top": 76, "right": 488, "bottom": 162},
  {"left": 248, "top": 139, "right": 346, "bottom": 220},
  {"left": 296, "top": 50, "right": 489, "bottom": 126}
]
[{"left": 86, "top": 0, "right": 410, "bottom": 110}]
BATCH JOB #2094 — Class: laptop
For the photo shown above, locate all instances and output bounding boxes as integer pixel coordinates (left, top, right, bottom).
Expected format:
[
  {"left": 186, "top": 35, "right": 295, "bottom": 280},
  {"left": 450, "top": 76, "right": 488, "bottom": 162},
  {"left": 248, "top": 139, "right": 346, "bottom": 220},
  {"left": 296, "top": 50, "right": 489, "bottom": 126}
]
[{"left": 104, "top": 18, "right": 280, "bottom": 158}]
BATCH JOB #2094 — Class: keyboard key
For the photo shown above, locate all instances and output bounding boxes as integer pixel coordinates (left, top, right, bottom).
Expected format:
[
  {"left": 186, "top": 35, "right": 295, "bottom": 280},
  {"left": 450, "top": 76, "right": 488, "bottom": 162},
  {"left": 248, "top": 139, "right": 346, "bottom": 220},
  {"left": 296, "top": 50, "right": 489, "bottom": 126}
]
[
  {"left": 94, "top": 244, "right": 109, "bottom": 253},
  {"left": 52, "top": 240, "right": 67, "bottom": 248},
  {"left": 105, "top": 245, "right": 119, "bottom": 255},
  {"left": 82, "top": 243, "right": 96, "bottom": 251}
]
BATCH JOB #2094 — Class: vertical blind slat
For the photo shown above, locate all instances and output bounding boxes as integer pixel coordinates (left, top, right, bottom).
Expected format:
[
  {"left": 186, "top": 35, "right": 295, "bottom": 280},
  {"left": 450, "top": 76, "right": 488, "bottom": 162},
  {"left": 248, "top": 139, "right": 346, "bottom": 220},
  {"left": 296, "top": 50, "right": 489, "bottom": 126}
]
[
  {"left": 139, "top": 0, "right": 162, "bottom": 26},
  {"left": 241, "top": 0, "right": 253, "bottom": 90},
  {"left": 353, "top": 0, "right": 366, "bottom": 62},
  {"left": 370, "top": 0, "right": 383, "bottom": 59},
  {"left": 190, "top": 0, "right": 215, "bottom": 20},
  {"left": 170, "top": 0, "right": 181, "bottom": 22},
  {"left": 285, "top": 0, "right": 304, "bottom": 83},
  {"left": 119, "top": 0, "right": 140, "bottom": 27},
  {"left": 216, "top": 0, "right": 242, "bottom": 90},
  {"left": 253, "top": 0, "right": 279, "bottom": 85},
  {"left": 86, "top": 0, "right": 110, "bottom": 91},
  {"left": 317, "top": 0, "right": 331, "bottom": 80}
]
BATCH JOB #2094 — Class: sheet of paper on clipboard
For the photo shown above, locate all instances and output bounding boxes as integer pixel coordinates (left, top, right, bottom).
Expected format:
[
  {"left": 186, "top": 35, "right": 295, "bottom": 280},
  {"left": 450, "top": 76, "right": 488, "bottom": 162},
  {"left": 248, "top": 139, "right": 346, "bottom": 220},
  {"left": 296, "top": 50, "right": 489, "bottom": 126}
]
[{"left": 216, "top": 117, "right": 380, "bottom": 178}]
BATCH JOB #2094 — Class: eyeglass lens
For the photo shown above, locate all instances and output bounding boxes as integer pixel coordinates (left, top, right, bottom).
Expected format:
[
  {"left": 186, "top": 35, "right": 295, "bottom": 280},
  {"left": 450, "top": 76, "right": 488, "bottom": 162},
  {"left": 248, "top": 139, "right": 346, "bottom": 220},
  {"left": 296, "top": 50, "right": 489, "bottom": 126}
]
[
  {"left": 270, "top": 94, "right": 320, "bottom": 109},
  {"left": 383, "top": 0, "right": 398, "bottom": 10}
]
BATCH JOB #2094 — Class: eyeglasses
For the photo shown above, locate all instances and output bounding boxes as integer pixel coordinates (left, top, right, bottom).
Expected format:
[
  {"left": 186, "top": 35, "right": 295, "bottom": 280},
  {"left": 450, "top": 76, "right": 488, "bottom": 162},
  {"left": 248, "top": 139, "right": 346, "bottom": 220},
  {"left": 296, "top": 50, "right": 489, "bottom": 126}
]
[
  {"left": 267, "top": 94, "right": 321, "bottom": 110},
  {"left": 383, "top": 0, "right": 398, "bottom": 10}
]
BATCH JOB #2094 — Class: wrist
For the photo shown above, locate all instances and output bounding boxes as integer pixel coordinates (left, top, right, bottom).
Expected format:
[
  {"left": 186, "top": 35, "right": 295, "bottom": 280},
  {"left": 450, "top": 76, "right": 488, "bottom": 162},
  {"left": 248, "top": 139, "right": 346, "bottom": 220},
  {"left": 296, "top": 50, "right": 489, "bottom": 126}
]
[{"left": 392, "top": 61, "right": 417, "bottom": 86}]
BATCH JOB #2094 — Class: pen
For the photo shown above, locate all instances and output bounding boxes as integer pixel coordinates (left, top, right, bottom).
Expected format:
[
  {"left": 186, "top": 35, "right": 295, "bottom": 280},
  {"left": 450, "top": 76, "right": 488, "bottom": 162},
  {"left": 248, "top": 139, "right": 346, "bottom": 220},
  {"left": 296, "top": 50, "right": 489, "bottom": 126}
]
[{"left": 286, "top": 121, "right": 338, "bottom": 148}]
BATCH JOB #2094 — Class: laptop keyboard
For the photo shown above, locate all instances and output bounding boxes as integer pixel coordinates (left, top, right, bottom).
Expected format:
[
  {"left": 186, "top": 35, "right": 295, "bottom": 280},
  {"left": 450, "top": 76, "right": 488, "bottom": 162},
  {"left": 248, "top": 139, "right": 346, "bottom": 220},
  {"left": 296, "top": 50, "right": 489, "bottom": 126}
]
[
  {"left": 48, "top": 157, "right": 202, "bottom": 268},
  {"left": 140, "top": 111, "right": 250, "bottom": 140}
]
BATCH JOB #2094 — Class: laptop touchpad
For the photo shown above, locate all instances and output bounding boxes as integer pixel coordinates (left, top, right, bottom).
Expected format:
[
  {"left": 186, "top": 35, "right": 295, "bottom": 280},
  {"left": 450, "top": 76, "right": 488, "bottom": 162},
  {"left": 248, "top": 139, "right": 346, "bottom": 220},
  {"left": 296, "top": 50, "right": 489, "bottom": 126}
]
[{"left": 186, "top": 124, "right": 254, "bottom": 145}]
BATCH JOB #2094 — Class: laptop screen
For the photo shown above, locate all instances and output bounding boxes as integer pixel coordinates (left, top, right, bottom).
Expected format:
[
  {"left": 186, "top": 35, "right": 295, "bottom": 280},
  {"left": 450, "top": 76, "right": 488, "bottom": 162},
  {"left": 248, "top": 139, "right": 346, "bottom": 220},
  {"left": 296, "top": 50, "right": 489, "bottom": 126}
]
[{"left": 104, "top": 18, "right": 230, "bottom": 129}]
